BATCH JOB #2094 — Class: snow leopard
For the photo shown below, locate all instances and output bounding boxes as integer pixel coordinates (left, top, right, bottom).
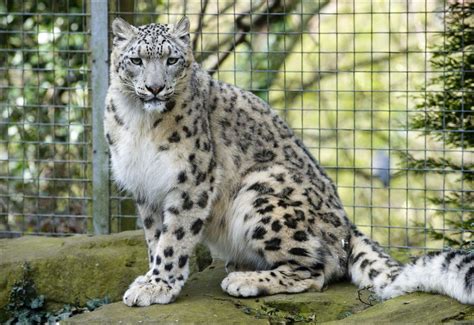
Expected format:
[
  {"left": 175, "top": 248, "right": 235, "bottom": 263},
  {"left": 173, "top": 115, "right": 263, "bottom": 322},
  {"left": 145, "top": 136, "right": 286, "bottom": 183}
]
[{"left": 104, "top": 16, "right": 473, "bottom": 306}]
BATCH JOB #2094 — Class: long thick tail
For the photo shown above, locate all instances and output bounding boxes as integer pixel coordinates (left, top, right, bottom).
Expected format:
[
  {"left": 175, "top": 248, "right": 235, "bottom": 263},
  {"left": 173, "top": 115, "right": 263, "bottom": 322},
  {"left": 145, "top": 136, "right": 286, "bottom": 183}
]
[{"left": 348, "top": 227, "right": 474, "bottom": 305}]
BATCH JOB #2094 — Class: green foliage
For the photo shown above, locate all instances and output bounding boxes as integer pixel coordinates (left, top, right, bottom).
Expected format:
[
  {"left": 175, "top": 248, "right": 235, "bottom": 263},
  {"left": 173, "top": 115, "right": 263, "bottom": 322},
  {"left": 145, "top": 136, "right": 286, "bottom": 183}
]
[
  {"left": 405, "top": 2, "right": 474, "bottom": 249},
  {"left": 1, "top": 0, "right": 90, "bottom": 234},
  {"left": 6, "top": 264, "right": 44, "bottom": 324},
  {"left": 411, "top": 4, "right": 474, "bottom": 147},
  {"left": 6, "top": 263, "right": 110, "bottom": 324}
]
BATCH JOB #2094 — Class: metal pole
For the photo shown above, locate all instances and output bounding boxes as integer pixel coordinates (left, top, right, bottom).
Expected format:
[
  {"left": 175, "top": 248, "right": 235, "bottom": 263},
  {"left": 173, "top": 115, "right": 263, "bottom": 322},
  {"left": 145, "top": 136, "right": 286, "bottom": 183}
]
[{"left": 90, "top": 0, "right": 110, "bottom": 234}]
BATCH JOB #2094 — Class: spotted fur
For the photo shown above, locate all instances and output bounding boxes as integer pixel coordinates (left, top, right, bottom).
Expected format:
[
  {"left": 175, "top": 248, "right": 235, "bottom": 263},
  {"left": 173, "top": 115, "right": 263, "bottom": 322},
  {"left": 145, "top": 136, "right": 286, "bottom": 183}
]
[{"left": 105, "top": 17, "right": 474, "bottom": 306}]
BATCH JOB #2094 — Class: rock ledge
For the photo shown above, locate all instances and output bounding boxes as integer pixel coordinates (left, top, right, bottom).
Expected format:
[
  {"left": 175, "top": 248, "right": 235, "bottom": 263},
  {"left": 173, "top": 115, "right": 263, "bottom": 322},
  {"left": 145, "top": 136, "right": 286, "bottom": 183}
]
[{"left": 1, "top": 232, "right": 472, "bottom": 323}]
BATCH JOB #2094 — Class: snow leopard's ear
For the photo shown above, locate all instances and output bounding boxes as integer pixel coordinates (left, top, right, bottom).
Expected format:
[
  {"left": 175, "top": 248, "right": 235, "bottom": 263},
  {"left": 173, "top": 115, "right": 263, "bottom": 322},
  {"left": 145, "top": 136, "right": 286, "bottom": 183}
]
[
  {"left": 112, "top": 17, "right": 138, "bottom": 45},
  {"left": 173, "top": 16, "right": 190, "bottom": 45}
]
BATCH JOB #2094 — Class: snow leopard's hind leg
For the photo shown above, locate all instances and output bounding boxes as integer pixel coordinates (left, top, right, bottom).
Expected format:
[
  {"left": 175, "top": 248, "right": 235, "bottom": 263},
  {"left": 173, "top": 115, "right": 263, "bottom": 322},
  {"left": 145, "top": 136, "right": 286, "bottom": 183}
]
[{"left": 220, "top": 166, "right": 350, "bottom": 297}]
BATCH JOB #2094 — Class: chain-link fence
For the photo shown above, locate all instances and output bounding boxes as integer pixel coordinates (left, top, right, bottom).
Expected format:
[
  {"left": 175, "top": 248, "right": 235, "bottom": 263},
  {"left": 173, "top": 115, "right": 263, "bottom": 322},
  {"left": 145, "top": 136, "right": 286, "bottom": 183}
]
[{"left": 1, "top": 1, "right": 472, "bottom": 254}]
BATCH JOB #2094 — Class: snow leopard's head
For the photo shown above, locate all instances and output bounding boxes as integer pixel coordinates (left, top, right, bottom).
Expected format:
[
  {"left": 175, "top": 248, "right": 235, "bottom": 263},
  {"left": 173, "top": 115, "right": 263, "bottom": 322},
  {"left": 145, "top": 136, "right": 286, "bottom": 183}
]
[{"left": 111, "top": 17, "right": 193, "bottom": 112}]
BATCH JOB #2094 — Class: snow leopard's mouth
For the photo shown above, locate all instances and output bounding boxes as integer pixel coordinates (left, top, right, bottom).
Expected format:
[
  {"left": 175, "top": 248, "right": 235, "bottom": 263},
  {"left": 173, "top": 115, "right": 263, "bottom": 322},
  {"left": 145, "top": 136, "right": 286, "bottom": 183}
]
[
  {"left": 142, "top": 98, "right": 167, "bottom": 112},
  {"left": 144, "top": 98, "right": 166, "bottom": 105}
]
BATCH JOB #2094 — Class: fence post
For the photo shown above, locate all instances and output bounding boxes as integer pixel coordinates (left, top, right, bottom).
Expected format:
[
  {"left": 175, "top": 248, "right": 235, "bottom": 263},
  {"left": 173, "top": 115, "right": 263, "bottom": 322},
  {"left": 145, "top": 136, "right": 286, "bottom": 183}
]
[{"left": 91, "top": 0, "right": 110, "bottom": 234}]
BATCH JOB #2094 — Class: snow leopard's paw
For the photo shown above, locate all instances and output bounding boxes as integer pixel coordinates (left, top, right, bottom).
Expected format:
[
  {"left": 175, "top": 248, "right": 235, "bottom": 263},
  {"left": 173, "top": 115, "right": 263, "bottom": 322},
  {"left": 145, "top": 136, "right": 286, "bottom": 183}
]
[
  {"left": 221, "top": 269, "right": 324, "bottom": 298},
  {"left": 123, "top": 275, "right": 181, "bottom": 306},
  {"left": 129, "top": 274, "right": 149, "bottom": 286},
  {"left": 221, "top": 271, "right": 265, "bottom": 297}
]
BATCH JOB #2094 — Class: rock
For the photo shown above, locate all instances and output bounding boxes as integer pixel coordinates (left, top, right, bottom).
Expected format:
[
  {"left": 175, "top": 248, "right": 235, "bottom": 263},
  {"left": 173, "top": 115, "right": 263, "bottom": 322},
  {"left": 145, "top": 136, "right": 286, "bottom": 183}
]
[
  {"left": 329, "top": 293, "right": 474, "bottom": 323},
  {"left": 67, "top": 261, "right": 474, "bottom": 323},
  {"left": 0, "top": 230, "right": 211, "bottom": 322},
  {"left": 66, "top": 262, "right": 268, "bottom": 324},
  {"left": 66, "top": 261, "right": 372, "bottom": 324},
  {"left": 1, "top": 232, "right": 473, "bottom": 323}
]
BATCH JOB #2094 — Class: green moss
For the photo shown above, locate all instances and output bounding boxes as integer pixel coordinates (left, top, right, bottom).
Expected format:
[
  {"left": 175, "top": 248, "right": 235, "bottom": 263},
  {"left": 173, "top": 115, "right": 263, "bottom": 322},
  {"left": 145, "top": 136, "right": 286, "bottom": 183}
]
[
  {"left": 0, "top": 230, "right": 211, "bottom": 322},
  {"left": 4, "top": 263, "right": 110, "bottom": 323},
  {"left": 0, "top": 231, "right": 145, "bottom": 321}
]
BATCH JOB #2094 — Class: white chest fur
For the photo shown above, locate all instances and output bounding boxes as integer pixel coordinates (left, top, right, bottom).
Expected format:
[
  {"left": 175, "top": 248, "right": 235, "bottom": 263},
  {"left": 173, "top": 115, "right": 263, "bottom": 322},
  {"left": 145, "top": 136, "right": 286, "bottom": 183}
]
[{"left": 110, "top": 127, "right": 183, "bottom": 204}]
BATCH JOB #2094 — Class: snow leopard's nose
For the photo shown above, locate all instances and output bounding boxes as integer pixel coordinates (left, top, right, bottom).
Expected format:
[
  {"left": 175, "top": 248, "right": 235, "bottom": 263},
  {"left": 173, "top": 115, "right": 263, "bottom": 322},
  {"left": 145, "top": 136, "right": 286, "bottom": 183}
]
[{"left": 145, "top": 84, "right": 165, "bottom": 96}]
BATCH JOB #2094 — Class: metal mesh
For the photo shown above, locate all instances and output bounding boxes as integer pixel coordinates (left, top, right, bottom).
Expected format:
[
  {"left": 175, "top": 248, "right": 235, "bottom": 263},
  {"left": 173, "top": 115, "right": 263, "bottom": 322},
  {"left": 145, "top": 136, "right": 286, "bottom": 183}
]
[
  {"left": 1, "top": 0, "right": 472, "bottom": 253},
  {"left": 1, "top": 0, "right": 91, "bottom": 237}
]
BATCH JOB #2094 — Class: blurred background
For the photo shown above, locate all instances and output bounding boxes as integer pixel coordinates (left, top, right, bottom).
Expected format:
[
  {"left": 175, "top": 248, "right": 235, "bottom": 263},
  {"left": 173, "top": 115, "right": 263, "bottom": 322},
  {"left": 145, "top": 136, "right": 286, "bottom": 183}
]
[{"left": 0, "top": 0, "right": 472, "bottom": 256}]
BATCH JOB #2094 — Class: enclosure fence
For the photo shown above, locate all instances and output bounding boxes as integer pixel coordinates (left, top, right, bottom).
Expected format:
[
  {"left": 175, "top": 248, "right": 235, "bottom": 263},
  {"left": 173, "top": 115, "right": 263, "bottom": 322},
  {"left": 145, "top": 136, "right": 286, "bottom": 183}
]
[{"left": 1, "top": 0, "right": 472, "bottom": 254}]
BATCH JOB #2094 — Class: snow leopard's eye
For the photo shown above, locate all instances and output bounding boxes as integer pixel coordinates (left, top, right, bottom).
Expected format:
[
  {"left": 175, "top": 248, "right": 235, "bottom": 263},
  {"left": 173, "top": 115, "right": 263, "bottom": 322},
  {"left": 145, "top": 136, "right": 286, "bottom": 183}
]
[
  {"left": 130, "top": 57, "right": 143, "bottom": 65},
  {"left": 167, "top": 57, "right": 179, "bottom": 65}
]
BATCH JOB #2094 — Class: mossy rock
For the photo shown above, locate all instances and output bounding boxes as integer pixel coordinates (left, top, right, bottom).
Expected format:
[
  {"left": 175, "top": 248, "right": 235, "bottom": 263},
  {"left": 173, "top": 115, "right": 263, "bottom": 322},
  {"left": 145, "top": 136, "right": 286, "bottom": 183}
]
[
  {"left": 1, "top": 232, "right": 473, "bottom": 323},
  {"left": 0, "top": 230, "right": 211, "bottom": 322},
  {"left": 66, "top": 261, "right": 474, "bottom": 324},
  {"left": 327, "top": 293, "right": 474, "bottom": 324},
  {"left": 66, "top": 261, "right": 371, "bottom": 324}
]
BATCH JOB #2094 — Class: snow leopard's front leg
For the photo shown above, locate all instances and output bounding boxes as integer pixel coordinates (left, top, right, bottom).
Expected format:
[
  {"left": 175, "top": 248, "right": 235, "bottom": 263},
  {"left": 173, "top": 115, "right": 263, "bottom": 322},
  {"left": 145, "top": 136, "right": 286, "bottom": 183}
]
[
  {"left": 123, "top": 182, "right": 213, "bottom": 306},
  {"left": 136, "top": 201, "right": 163, "bottom": 268}
]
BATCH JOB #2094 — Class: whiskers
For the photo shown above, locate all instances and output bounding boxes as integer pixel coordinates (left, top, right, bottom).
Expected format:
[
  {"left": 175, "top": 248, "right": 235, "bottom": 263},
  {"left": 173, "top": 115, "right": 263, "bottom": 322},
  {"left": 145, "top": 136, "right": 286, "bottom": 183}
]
[{"left": 120, "top": 78, "right": 140, "bottom": 97}]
